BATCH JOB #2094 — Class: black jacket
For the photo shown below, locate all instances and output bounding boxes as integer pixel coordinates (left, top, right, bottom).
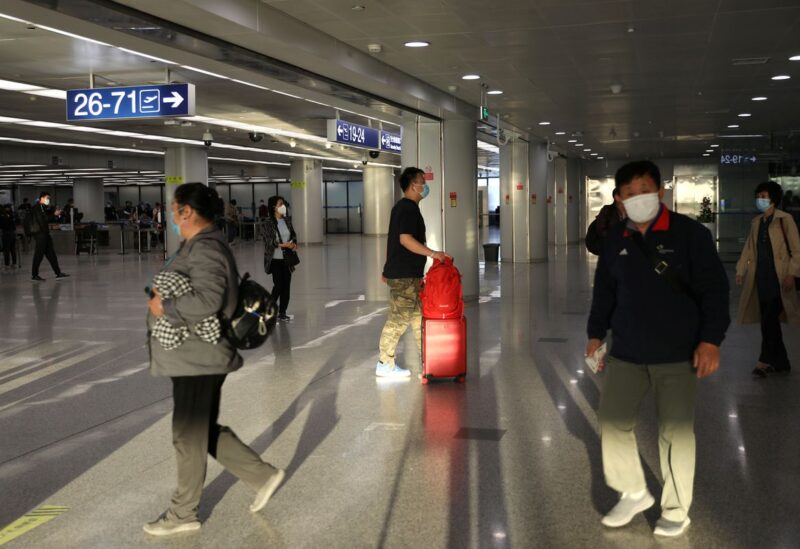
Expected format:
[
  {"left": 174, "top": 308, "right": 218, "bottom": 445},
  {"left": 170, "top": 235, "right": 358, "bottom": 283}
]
[
  {"left": 30, "top": 204, "right": 51, "bottom": 236},
  {"left": 587, "top": 206, "right": 730, "bottom": 364},
  {"left": 261, "top": 216, "right": 297, "bottom": 274}
]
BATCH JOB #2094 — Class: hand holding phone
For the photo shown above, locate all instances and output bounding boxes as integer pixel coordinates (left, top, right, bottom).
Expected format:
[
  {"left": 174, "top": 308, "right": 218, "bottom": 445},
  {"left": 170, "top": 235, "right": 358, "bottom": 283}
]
[{"left": 585, "top": 342, "right": 607, "bottom": 374}]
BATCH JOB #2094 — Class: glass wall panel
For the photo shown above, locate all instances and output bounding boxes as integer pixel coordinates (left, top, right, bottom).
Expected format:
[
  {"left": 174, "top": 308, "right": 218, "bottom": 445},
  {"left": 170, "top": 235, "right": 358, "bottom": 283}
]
[
  {"left": 325, "top": 181, "right": 348, "bottom": 233},
  {"left": 348, "top": 181, "right": 363, "bottom": 233},
  {"left": 231, "top": 183, "right": 254, "bottom": 218},
  {"left": 119, "top": 186, "right": 139, "bottom": 207},
  {"left": 140, "top": 185, "right": 162, "bottom": 206}
]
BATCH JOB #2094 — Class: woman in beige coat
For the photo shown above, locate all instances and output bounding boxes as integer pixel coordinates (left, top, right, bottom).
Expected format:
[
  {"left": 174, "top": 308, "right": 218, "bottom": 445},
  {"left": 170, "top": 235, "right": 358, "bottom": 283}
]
[{"left": 735, "top": 181, "right": 800, "bottom": 377}]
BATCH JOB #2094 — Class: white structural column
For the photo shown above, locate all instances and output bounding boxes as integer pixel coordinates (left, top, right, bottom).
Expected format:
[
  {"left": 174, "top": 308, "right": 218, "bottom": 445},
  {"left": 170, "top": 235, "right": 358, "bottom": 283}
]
[
  {"left": 549, "top": 156, "right": 568, "bottom": 245},
  {"left": 362, "top": 166, "right": 395, "bottom": 236},
  {"left": 499, "top": 136, "right": 531, "bottom": 262},
  {"left": 290, "top": 158, "right": 323, "bottom": 245},
  {"left": 72, "top": 179, "right": 104, "bottom": 223},
  {"left": 164, "top": 145, "right": 208, "bottom": 256},
  {"left": 362, "top": 165, "right": 395, "bottom": 301},
  {"left": 529, "top": 142, "right": 549, "bottom": 262},
  {"left": 402, "top": 117, "right": 479, "bottom": 300},
  {"left": 442, "top": 119, "right": 478, "bottom": 300},
  {"left": 566, "top": 158, "right": 581, "bottom": 244}
]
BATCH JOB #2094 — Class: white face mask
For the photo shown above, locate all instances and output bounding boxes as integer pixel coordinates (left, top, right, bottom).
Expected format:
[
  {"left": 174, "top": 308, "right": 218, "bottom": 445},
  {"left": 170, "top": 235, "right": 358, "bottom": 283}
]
[
  {"left": 622, "top": 192, "right": 661, "bottom": 224},
  {"left": 42, "top": 198, "right": 50, "bottom": 206},
  {"left": 276, "top": 204, "right": 287, "bottom": 216}
]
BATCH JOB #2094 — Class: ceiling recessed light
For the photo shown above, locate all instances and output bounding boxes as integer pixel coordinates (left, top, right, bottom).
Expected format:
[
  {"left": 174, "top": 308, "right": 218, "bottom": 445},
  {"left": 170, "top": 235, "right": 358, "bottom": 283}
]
[
  {"left": 575, "top": 143, "right": 584, "bottom": 147},
  {"left": 597, "top": 156, "right": 604, "bottom": 159},
  {"left": 568, "top": 139, "right": 577, "bottom": 143},
  {"left": 487, "top": 90, "right": 503, "bottom": 95},
  {"left": 404, "top": 41, "right": 429, "bottom": 48},
  {"left": 738, "top": 113, "right": 752, "bottom": 117},
  {"left": 703, "top": 153, "right": 710, "bottom": 157},
  {"left": 751, "top": 96, "right": 767, "bottom": 101},
  {"left": 583, "top": 148, "right": 591, "bottom": 152},
  {"left": 351, "top": 5, "right": 365, "bottom": 11},
  {"left": 791, "top": 55, "right": 800, "bottom": 61},
  {"left": 771, "top": 75, "right": 791, "bottom": 80},
  {"left": 462, "top": 74, "right": 480, "bottom": 80},
  {"left": 539, "top": 121, "right": 551, "bottom": 126},
  {"left": 706, "top": 149, "right": 714, "bottom": 152},
  {"left": 727, "top": 124, "right": 740, "bottom": 128},
  {"left": 710, "top": 144, "right": 719, "bottom": 148},
  {"left": 555, "top": 131, "right": 566, "bottom": 135},
  {"left": 590, "top": 153, "right": 598, "bottom": 156}
]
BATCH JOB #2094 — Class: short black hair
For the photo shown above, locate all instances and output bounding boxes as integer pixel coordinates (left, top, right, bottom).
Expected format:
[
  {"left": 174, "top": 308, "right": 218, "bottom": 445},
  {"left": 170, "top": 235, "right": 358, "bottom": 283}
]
[
  {"left": 39, "top": 192, "right": 50, "bottom": 200},
  {"left": 399, "top": 167, "right": 425, "bottom": 192},
  {"left": 173, "top": 183, "right": 223, "bottom": 222},
  {"left": 615, "top": 160, "right": 662, "bottom": 190},
  {"left": 267, "top": 195, "right": 286, "bottom": 217},
  {"left": 754, "top": 180, "right": 783, "bottom": 206},
  {"left": 612, "top": 187, "right": 620, "bottom": 198}
]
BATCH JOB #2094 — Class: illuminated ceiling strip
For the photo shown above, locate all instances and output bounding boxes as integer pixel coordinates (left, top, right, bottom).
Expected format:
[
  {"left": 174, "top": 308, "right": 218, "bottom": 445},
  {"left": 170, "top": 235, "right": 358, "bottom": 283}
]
[
  {"left": 185, "top": 115, "right": 328, "bottom": 144},
  {"left": 0, "top": 11, "right": 402, "bottom": 129},
  {"left": 477, "top": 141, "right": 500, "bottom": 153}
]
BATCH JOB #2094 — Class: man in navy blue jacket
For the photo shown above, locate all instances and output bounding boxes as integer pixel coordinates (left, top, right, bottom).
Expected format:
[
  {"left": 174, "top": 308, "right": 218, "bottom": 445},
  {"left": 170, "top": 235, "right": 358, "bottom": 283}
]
[{"left": 586, "top": 161, "right": 730, "bottom": 538}]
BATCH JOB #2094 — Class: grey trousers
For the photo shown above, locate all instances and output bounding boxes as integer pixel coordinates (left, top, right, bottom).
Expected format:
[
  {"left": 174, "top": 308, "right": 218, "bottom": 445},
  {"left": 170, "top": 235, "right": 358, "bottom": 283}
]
[
  {"left": 598, "top": 357, "right": 698, "bottom": 522},
  {"left": 167, "top": 374, "right": 278, "bottom": 522}
]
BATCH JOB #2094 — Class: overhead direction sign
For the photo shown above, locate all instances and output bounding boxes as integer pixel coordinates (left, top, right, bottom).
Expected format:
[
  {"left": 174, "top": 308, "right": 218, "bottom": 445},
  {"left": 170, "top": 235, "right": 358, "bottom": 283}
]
[
  {"left": 327, "top": 119, "right": 380, "bottom": 149},
  {"left": 720, "top": 153, "right": 757, "bottom": 165},
  {"left": 380, "top": 130, "right": 402, "bottom": 153},
  {"left": 326, "top": 120, "right": 402, "bottom": 152},
  {"left": 66, "top": 83, "right": 195, "bottom": 121}
]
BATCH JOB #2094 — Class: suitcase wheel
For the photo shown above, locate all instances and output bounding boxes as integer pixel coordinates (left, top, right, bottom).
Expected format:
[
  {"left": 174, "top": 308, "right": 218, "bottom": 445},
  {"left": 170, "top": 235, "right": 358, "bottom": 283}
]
[
  {"left": 456, "top": 375, "right": 466, "bottom": 383},
  {"left": 421, "top": 377, "right": 429, "bottom": 385}
]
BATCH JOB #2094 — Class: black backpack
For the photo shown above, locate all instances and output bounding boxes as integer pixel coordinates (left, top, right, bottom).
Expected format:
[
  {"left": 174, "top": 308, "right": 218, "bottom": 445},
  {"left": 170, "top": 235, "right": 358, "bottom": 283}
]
[
  {"left": 225, "top": 273, "right": 277, "bottom": 349},
  {"left": 585, "top": 219, "right": 603, "bottom": 256}
]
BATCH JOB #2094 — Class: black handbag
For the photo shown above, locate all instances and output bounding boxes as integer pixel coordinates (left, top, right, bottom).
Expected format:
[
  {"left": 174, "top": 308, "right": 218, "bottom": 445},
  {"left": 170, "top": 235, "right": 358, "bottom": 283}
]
[{"left": 275, "top": 220, "right": 300, "bottom": 268}]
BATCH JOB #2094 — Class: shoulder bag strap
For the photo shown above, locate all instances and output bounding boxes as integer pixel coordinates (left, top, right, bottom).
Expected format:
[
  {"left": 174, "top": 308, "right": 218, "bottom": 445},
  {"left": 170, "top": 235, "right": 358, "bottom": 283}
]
[
  {"left": 629, "top": 232, "right": 698, "bottom": 305},
  {"left": 779, "top": 217, "right": 792, "bottom": 258}
]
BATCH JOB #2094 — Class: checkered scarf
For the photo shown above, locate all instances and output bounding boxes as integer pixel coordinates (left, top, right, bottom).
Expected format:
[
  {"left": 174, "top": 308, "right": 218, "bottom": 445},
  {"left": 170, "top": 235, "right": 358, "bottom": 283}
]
[{"left": 151, "top": 271, "right": 222, "bottom": 350}]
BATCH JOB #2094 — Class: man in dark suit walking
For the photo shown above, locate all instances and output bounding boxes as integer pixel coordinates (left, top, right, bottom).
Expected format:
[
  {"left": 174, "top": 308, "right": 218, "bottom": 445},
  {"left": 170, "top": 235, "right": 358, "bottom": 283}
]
[{"left": 29, "top": 192, "right": 68, "bottom": 282}]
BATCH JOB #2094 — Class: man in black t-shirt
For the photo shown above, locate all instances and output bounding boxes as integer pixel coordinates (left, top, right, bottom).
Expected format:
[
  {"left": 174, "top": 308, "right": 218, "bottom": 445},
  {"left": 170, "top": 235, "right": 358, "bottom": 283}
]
[{"left": 376, "top": 167, "right": 449, "bottom": 378}]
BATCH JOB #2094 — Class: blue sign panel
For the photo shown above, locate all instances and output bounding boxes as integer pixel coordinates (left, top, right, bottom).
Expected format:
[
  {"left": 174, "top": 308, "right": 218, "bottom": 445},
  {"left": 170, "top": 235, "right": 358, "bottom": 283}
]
[
  {"left": 380, "top": 130, "right": 402, "bottom": 153},
  {"left": 326, "top": 119, "right": 380, "bottom": 149},
  {"left": 66, "top": 83, "right": 195, "bottom": 121},
  {"left": 720, "top": 154, "right": 757, "bottom": 165}
]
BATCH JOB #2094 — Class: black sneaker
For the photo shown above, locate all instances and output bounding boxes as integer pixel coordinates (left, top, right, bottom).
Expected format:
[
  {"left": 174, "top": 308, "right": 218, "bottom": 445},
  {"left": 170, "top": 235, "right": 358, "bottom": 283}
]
[
  {"left": 32, "top": 275, "right": 45, "bottom": 282},
  {"left": 278, "top": 314, "right": 292, "bottom": 322},
  {"left": 55, "top": 273, "right": 70, "bottom": 280}
]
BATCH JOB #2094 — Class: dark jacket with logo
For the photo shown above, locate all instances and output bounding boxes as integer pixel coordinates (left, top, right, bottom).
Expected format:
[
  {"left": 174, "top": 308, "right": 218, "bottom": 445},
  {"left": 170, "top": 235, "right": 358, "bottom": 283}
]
[{"left": 587, "top": 206, "right": 730, "bottom": 364}]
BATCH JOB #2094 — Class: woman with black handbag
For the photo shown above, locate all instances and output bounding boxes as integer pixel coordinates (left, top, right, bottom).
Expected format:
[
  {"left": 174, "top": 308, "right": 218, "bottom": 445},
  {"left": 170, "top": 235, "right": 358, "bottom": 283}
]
[{"left": 262, "top": 195, "right": 299, "bottom": 322}]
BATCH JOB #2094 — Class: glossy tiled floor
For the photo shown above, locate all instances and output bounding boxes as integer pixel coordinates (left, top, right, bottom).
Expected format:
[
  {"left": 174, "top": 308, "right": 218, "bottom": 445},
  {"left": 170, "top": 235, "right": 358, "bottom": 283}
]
[{"left": 0, "top": 235, "right": 798, "bottom": 548}]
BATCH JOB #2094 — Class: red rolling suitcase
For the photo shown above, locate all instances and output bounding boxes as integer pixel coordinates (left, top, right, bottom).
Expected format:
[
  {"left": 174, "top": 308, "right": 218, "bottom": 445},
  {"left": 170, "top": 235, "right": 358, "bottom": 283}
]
[{"left": 421, "top": 316, "right": 467, "bottom": 384}]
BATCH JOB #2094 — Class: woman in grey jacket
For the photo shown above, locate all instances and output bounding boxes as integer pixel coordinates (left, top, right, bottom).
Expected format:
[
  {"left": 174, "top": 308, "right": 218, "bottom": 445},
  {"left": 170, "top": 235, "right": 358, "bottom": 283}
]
[{"left": 144, "top": 183, "right": 284, "bottom": 537}]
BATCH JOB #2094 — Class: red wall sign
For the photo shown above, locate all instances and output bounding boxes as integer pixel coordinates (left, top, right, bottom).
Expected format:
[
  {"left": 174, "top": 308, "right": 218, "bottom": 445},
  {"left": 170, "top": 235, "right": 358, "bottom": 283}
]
[
  {"left": 424, "top": 165, "right": 434, "bottom": 181},
  {"left": 516, "top": 183, "right": 524, "bottom": 191}
]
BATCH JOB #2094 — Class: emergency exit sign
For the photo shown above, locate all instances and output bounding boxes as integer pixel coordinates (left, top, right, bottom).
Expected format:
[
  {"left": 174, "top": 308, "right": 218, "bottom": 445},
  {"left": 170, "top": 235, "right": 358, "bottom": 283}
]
[{"left": 479, "top": 106, "right": 490, "bottom": 122}]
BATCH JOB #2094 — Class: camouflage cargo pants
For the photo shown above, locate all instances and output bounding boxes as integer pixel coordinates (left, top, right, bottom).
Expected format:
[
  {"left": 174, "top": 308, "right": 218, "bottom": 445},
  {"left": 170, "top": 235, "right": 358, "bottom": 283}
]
[{"left": 378, "top": 277, "right": 422, "bottom": 367}]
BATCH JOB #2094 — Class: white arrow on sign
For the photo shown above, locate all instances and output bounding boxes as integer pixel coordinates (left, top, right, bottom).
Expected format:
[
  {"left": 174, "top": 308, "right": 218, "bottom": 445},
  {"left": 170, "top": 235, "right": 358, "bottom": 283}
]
[
  {"left": 163, "top": 91, "right": 184, "bottom": 109},
  {"left": 337, "top": 124, "right": 345, "bottom": 137}
]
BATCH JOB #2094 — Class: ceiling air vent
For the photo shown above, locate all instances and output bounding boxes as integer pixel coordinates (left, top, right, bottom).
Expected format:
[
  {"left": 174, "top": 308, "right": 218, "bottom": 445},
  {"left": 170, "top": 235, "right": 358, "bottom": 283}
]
[{"left": 731, "top": 57, "right": 770, "bottom": 66}]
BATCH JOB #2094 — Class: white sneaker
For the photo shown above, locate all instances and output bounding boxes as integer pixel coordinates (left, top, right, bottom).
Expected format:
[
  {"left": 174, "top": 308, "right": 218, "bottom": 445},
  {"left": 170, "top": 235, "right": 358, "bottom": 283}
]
[
  {"left": 601, "top": 490, "right": 655, "bottom": 528},
  {"left": 250, "top": 469, "right": 285, "bottom": 513},
  {"left": 375, "top": 362, "right": 411, "bottom": 378},
  {"left": 654, "top": 517, "right": 691, "bottom": 537},
  {"left": 143, "top": 514, "right": 201, "bottom": 536}
]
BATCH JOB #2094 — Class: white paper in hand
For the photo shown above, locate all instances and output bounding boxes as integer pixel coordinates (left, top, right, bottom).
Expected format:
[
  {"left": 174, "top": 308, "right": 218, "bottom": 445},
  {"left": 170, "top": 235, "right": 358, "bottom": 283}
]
[{"left": 585, "top": 343, "right": 607, "bottom": 374}]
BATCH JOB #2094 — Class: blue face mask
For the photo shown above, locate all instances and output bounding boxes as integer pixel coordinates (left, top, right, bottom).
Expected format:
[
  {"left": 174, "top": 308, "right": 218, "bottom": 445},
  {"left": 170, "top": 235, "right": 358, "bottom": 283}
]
[
  {"left": 756, "top": 198, "right": 772, "bottom": 213},
  {"left": 171, "top": 221, "right": 181, "bottom": 237},
  {"left": 418, "top": 183, "right": 430, "bottom": 199}
]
